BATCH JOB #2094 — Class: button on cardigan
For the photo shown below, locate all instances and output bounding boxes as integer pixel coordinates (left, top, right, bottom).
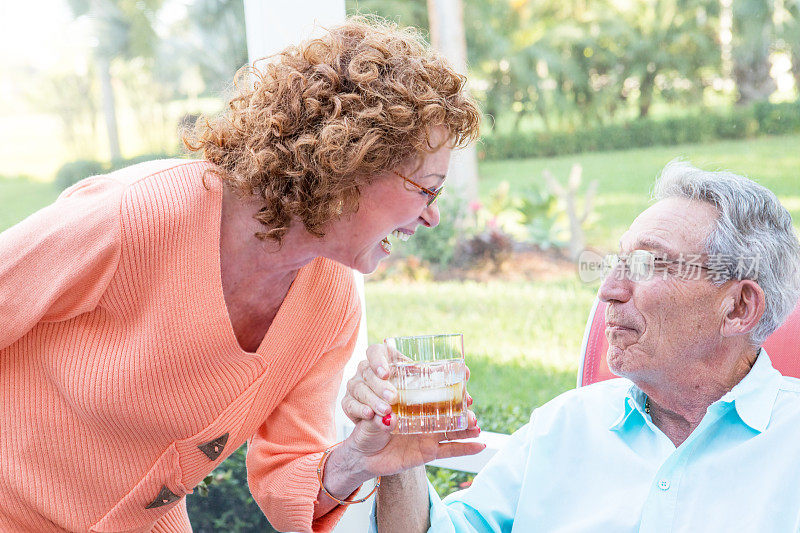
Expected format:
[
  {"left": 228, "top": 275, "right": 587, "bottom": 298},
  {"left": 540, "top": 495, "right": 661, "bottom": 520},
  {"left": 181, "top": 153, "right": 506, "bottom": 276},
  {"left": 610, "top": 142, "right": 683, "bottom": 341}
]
[{"left": 0, "top": 160, "right": 360, "bottom": 532}]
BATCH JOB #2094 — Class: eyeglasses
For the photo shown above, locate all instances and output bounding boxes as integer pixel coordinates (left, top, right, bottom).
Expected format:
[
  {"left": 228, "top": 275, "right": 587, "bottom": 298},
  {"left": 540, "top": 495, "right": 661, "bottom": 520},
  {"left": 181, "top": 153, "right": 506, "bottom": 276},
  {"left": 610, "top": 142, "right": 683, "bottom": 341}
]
[
  {"left": 391, "top": 170, "right": 444, "bottom": 207},
  {"left": 603, "top": 249, "right": 722, "bottom": 282}
]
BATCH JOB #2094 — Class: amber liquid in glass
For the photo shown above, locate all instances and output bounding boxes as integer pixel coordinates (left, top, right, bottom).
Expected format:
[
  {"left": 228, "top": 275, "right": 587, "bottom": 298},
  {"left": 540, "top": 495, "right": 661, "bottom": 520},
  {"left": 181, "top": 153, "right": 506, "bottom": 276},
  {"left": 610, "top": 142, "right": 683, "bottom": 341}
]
[{"left": 390, "top": 360, "right": 467, "bottom": 434}]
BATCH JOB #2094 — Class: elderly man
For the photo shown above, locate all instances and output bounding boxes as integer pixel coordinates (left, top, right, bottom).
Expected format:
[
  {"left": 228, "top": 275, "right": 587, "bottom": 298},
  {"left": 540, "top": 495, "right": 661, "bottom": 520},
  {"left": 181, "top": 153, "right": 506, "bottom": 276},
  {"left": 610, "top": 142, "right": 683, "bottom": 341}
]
[{"left": 339, "top": 161, "right": 800, "bottom": 532}]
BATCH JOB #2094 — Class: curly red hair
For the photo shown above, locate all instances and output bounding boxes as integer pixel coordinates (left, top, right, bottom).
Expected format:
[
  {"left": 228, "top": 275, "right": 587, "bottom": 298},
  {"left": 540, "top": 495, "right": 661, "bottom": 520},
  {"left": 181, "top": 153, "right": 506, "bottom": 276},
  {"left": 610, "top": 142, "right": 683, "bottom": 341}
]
[{"left": 183, "top": 16, "right": 481, "bottom": 242}]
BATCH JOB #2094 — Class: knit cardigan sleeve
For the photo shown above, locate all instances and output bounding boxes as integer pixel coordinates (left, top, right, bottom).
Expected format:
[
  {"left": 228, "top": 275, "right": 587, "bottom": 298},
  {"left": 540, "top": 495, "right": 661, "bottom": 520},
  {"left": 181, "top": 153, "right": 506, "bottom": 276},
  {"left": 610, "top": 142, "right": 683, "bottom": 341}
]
[
  {"left": 0, "top": 177, "right": 122, "bottom": 351},
  {"left": 246, "top": 305, "right": 361, "bottom": 533}
]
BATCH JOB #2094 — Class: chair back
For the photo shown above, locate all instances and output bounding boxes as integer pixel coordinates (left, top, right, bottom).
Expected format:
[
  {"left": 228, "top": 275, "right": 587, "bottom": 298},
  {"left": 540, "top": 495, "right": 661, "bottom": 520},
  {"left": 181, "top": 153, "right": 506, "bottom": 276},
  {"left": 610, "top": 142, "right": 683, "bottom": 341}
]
[{"left": 578, "top": 297, "right": 800, "bottom": 387}]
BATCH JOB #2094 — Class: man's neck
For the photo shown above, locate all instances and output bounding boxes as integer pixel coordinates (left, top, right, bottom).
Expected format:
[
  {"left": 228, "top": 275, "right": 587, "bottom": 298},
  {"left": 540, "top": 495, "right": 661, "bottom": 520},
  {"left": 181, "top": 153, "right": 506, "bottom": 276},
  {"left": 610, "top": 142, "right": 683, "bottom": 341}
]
[{"left": 642, "top": 346, "right": 759, "bottom": 447}]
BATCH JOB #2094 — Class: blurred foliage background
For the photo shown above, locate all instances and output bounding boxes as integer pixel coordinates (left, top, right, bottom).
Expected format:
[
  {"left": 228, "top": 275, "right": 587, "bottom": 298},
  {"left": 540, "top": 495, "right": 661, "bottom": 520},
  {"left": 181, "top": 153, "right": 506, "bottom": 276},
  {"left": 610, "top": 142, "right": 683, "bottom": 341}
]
[
  {"left": 2, "top": 0, "right": 799, "bottom": 531},
  {"left": 2, "top": 0, "right": 799, "bottom": 180}
]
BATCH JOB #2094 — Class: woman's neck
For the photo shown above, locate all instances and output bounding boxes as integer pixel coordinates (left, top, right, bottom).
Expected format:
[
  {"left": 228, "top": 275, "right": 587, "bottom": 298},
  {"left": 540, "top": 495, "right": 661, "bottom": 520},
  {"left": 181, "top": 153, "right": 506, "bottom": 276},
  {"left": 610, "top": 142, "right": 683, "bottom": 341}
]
[
  {"left": 219, "top": 187, "right": 326, "bottom": 351},
  {"left": 219, "top": 187, "right": 320, "bottom": 280}
]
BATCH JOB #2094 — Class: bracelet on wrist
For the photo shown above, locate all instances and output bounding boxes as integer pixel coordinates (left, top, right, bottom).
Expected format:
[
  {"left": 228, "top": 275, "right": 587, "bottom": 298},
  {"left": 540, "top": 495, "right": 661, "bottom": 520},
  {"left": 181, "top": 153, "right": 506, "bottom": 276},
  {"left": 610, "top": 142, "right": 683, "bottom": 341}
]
[{"left": 317, "top": 441, "right": 381, "bottom": 505}]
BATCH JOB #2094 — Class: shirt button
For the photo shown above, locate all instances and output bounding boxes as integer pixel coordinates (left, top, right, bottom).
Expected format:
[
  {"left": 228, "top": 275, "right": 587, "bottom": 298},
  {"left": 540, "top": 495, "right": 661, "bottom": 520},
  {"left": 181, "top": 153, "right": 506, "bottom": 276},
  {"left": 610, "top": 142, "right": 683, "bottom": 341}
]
[
  {"left": 658, "top": 479, "right": 670, "bottom": 491},
  {"left": 145, "top": 485, "right": 181, "bottom": 509},
  {"left": 198, "top": 432, "right": 230, "bottom": 461}
]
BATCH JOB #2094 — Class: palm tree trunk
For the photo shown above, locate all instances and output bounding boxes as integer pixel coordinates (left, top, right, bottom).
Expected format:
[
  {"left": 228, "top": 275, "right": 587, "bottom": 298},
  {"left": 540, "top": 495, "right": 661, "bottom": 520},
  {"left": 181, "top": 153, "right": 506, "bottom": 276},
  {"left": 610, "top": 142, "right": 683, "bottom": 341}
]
[
  {"left": 731, "top": 0, "right": 776, "bottom": 104},
  {"left": 733, "top": 48, "right": 775, "bottom": 104},
  {"left": 639, "top": 71, "right": 656, "bottom": 118},
  {"left": 97, "top": 54, "right": 121, "bottom": 161}
]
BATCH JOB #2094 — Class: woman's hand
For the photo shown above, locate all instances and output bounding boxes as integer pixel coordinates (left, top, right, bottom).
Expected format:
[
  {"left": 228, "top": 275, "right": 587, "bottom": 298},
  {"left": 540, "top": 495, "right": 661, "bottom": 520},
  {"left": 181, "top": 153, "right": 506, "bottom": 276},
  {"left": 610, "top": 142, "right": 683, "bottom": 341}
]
[
  {"left": 336, "top": 343, "right": 483, "bottom": 480},
  {"left": 342, "top": 344, "right": 474, "bottom": 424},
  {"left": 342, "top": 343, "right": 401, "bottom": 424}
]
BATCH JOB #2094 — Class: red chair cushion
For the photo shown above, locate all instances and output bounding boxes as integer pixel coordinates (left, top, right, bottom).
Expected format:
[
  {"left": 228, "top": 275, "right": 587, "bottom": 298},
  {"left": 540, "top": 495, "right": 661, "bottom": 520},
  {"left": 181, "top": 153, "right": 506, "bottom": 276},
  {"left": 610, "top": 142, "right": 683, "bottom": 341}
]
[{"left": 580, "top": 299, "right": 800, "bottom": 387}]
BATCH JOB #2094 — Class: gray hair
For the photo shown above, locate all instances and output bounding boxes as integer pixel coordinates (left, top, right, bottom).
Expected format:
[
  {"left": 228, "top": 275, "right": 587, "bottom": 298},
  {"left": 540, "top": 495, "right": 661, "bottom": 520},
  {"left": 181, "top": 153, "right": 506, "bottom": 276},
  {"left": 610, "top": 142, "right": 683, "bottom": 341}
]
[{"left": 653, "top": 160, "right": 800, "bottom": 346}]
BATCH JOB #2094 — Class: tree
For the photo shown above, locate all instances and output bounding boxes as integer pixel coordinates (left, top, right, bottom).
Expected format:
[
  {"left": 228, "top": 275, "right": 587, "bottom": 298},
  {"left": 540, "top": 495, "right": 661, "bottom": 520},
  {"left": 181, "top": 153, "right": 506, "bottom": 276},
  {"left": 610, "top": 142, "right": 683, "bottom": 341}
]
[
  {"left": 462, "top": 0, "right": 554, "bottom": 131},
  {"left": 31, "top": 69, "right": 100, "bottom": 158},
  {"left": 612, "top": 0, "right": 721, "bottom": 118},
  {"left": 175, "top": 0, "right": 249, "bottom": 95},
  {"left": 731, "top": 0, "right": 776, "bottom": 104},
  {"left": 780, "top": 0, "right": 800, "bottom": 92},
  {"left": 66, "top": 0, "right": 164, "bottom": 160},
  {"left": 543, "top": 2, "right": 626, "bottom": 127}
]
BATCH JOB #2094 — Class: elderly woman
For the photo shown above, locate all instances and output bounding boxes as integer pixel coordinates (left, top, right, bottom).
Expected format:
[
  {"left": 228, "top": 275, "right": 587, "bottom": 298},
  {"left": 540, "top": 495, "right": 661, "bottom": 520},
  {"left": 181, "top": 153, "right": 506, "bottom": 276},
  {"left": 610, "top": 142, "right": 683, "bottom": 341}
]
[{"left": 0, "top": 18, "right": 481, "bottom": 532}]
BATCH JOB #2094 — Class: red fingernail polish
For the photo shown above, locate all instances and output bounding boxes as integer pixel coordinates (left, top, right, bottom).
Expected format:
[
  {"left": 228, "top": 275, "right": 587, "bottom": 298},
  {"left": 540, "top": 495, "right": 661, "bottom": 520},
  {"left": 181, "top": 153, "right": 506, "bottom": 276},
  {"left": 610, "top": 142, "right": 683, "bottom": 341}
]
[{"left": 382, "top": 413, "right": 391, "bottom": 426}]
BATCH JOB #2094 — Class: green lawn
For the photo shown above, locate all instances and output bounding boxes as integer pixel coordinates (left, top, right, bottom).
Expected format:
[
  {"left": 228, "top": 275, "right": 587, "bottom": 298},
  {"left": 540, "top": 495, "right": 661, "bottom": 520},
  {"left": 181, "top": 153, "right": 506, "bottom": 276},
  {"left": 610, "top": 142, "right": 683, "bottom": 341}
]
[
  {"left": 0, "top": 176, "right": 59, "bottom": 231},
  {"left": 365, "top": 280, "right": 596, "bottom": 427},
  {"left": 479, "top": 134, "right": 800, "bottom": 251},
  {"left": 365, "top": 280, "right": 597, "bottom": 368}
]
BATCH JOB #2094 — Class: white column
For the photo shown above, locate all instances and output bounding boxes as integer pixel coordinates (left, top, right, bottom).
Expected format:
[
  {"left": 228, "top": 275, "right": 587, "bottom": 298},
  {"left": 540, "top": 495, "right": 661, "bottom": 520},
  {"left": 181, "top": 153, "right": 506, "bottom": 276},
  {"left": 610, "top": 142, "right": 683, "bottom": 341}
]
[
  {"left": 427, "top": 0, "right": 480, "bottom": 205},
  {"left": 241, "top": 4, "right": 374, "bottom": 532},
  {"left": 243, "top": 0, "right": 346, "bottom": 65},
  {"left": 330, "top": 273, "right": 374, "bottom": 533}
]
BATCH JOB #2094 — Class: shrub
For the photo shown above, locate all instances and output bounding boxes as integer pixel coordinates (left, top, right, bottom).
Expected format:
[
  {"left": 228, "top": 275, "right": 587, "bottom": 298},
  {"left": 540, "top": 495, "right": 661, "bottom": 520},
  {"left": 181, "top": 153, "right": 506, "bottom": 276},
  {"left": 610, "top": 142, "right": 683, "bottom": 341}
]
[
  {"left": 480, "top": 100, "right": 800, "bottom": 160},
  {"left": 380, "top": 181, "right": 564, "bottom": 276},
  {"left": 187, "top": 445, "right": 277, "bottom": 533},
  {"left": 754, "top": 100, "right": 800, "bottom": 135},
  {"left": 55, "top": 153, "right": 181, "bottom": 191},
  {"left": 399, "top": 194, "right": 463, "bottom": 268},
  {"left": 427, "top": 466, "right": 475, "bottom": 498},
  {"left": 455, "top": 229, "right": 515, "bottom": 272},
  {"left": 712, "top": 108, "right": 756, "bottom": 139},
  {"left": 54, "top": 159, "right": 107, "bottom": 190},
  {"left": 110, "top": 152, "right": 176, "bottom": 171},
  {"left": 426, "top": 403, "right": 532, "bottom": 497}
]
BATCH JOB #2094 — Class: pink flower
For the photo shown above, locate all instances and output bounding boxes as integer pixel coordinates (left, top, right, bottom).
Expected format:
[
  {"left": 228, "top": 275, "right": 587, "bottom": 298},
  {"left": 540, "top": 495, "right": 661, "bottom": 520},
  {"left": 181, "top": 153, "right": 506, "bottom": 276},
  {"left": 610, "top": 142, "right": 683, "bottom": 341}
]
[{"left": 469, "top": 200, "right": 483, "bottom": 212}]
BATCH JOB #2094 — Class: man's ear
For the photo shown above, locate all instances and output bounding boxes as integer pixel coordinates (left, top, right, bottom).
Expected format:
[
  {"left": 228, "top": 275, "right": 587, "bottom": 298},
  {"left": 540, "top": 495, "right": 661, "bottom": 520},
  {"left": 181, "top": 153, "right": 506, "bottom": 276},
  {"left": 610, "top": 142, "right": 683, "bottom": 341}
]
[{"left": 720, "top": 280, "right": 765, "bottom": 338}]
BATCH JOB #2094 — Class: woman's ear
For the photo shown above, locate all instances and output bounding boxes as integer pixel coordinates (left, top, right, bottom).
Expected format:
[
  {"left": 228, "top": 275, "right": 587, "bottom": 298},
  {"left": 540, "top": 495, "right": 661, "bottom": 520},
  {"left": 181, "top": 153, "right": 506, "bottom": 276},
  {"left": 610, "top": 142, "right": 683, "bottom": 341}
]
[{"left": 720, "top": 280, "right": 766, "bottom": 338}]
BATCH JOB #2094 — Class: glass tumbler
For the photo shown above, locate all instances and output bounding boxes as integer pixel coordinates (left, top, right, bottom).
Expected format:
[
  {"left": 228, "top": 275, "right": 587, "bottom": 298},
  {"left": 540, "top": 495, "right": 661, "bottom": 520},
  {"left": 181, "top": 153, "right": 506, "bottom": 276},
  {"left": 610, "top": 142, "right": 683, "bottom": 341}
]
[{"left": 385, "top": 334, "right": 467, "bottom": 434}]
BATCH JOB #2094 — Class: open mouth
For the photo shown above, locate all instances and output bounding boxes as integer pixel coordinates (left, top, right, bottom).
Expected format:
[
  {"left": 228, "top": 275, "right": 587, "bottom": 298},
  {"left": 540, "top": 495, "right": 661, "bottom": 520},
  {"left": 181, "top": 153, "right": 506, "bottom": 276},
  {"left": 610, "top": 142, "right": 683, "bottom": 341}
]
[{"left": 380, "top": 229, "right": 413, "bottom": 254}]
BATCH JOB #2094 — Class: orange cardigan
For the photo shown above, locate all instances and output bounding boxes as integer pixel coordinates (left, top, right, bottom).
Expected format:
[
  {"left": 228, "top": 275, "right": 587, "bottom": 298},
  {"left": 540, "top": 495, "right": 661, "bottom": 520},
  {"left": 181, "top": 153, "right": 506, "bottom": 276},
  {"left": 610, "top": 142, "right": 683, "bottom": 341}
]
[{"left": 0, "top": 160, "right": 360, "bottom": 532}]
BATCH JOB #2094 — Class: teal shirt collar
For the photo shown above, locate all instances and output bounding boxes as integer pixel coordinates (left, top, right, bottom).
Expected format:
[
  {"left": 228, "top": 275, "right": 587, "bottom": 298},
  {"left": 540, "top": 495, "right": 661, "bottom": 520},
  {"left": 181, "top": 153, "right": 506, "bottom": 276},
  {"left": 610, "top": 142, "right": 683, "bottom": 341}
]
[
  {"left": 610, "top": 386, "right": 646, "bottom": 431},
  {"left": 611, "top": 349, "right": 781, "bottom": 433}
]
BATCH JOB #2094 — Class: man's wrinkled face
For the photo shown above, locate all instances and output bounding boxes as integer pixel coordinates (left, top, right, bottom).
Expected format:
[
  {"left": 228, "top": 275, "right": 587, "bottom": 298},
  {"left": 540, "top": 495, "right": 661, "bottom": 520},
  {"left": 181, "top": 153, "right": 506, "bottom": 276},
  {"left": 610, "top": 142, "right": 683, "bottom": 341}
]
[{"left": 597, "top": 197, "right": 729, "bottom": 383}]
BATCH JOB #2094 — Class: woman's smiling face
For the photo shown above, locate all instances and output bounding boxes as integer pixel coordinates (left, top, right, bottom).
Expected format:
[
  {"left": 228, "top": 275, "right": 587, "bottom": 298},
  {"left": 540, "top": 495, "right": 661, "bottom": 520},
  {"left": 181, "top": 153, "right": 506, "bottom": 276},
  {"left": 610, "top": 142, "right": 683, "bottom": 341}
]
[{"left": 323, "top": 130, "right": 453, "bottom": 274}]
